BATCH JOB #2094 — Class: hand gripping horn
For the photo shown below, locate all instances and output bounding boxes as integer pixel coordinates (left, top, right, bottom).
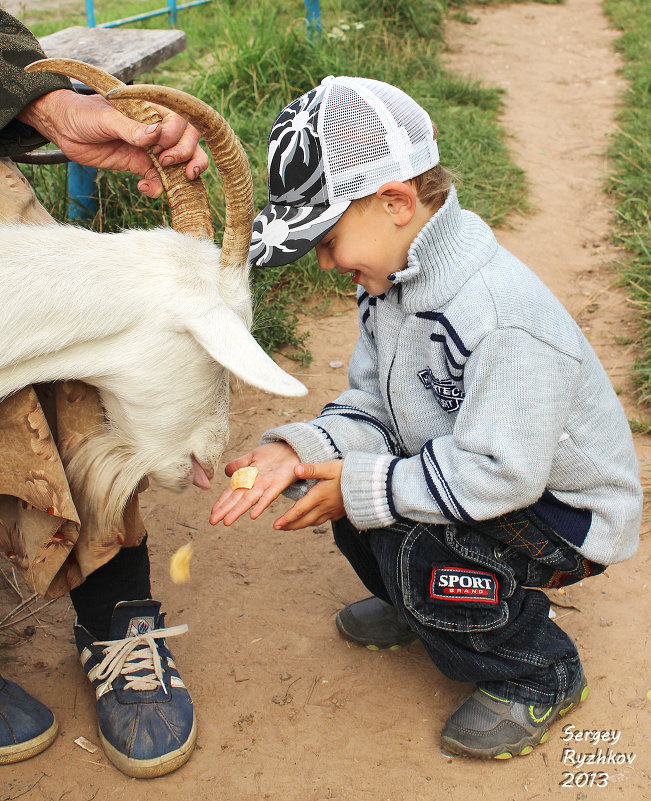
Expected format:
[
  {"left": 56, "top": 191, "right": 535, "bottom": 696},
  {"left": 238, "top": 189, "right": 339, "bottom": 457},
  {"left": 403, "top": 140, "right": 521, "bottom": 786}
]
[
  {"left": 25, "top": 59, "right": 255, "bottom": 266},
  {"left": 106, "top": 83, "right": 254, "bottom": 269}
]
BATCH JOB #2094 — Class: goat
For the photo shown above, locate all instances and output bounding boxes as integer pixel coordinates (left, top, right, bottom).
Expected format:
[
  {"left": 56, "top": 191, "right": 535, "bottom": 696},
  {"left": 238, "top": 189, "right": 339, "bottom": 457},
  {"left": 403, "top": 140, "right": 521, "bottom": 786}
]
[{"left": 0, "top": 59, "right": 307, "bottom": 535}]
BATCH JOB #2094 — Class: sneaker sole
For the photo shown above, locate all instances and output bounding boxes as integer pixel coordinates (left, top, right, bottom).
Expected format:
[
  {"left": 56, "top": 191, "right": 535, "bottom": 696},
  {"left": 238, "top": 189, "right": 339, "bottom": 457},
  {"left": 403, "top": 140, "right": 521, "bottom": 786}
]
[
  {"left": 441, "top": 682, "right": 589, "bottom": 760},
  {"left": 99, "top": 716, "right": 197, "bottom": 778},
  {"left": 0, "top": 718, "right": 58, "bottom": 765}
]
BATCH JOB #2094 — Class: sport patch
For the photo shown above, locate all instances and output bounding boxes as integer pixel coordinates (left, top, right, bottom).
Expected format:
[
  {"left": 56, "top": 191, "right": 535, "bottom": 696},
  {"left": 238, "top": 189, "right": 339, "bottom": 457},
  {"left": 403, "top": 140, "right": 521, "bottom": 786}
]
[
  {"left": 430, "top": 566, "right": 499, "bottom": 604},
  {"left": 417, "top": 368, "right": 465, "bottom": 413}
]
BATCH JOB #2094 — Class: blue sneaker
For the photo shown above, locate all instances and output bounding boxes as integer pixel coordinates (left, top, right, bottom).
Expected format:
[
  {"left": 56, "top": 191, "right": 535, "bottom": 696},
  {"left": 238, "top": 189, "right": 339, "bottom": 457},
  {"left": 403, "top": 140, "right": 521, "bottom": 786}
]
[
  {"left": 0, "top": 677, "right": 58, "bottom": 764},
  {"left": 74, "top": 599, "right": 196, "bottom": 778}
]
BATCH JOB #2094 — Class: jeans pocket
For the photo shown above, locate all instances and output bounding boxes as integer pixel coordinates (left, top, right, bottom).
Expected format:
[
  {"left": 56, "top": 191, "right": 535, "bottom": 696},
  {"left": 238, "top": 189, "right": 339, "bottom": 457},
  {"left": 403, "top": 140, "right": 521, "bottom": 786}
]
[
  {"left": 477, "top": 509, "right": 606, "bottom": 588},
  {"left": 399, "top": 523, "right": 516, "bottom": 634}
]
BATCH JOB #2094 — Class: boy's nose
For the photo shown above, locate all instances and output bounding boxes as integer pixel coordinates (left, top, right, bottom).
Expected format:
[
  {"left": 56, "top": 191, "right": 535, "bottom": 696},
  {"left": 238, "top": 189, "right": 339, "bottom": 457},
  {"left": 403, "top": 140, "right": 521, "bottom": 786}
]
[{"left": 316, "top": 246, "right": 334, "bottom": 272}]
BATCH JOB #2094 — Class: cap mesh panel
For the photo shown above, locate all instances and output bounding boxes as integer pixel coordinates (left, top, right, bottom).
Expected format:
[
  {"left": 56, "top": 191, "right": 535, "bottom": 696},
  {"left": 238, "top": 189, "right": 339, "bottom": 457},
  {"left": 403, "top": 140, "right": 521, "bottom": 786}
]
[{"left": 319, "top": 77, "right": 438, "bottom": 203}]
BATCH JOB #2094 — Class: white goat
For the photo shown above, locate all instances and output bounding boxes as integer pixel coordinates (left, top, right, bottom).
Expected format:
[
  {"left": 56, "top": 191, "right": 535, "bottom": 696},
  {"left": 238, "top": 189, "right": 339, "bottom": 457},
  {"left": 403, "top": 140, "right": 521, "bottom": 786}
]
[{"left": 0, "top": 59, "right": 306, "bottom": 533}]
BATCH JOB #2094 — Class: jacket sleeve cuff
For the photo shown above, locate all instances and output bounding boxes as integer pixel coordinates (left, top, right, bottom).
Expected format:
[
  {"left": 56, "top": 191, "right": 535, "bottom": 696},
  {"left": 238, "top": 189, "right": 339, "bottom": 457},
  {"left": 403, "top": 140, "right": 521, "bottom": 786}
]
[
  {"left": 260, "top": 421, "right": 342, "bottom": 501},
  {"left": 341, "top": 451, "right": 399, "bottom": 530}
]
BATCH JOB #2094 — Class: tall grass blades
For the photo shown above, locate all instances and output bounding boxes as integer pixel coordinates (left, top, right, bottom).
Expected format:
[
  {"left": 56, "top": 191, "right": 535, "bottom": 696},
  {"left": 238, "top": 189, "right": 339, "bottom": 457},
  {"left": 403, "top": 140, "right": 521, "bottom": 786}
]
[{"left": 605, "top": 0, "right": 651, "bottom": 407}]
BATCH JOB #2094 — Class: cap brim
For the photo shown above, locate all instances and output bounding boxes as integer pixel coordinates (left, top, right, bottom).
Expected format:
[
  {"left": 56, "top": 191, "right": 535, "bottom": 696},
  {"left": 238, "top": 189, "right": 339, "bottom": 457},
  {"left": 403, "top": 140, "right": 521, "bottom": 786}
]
[{"left": 249, "top": 200, "right": 350, "bottom": 268}]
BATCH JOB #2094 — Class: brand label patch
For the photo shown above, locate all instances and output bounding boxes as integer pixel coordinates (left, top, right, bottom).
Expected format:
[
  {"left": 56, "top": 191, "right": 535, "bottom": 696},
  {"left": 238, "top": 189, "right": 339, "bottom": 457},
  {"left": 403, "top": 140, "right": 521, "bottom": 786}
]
[
  {"left": 126, "top": 616, "right": 155, "bottom": 637},
  {"left": 418, "top": 368, "right": 465, "bottom": 413},
  {"left": 430, "top": 566, "right": 499, "bottom": 604}
]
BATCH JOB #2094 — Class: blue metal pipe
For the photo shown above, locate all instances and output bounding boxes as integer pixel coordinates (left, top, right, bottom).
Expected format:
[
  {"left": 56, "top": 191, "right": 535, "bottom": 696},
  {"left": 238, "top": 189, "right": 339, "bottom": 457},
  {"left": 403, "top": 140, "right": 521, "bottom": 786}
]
[
  {"left": 67, "top": 162, "right": 97, "bottom": 221},
  {"left": 85, "top": 0, "right": 96, "bottom": 26},
  {"left": 304, "top": 0, "right": 321, "bottom": 38},
  {"left": 168, "top": 0, "right": 177, "bottom": 27},
  {"left": 95, "top": 0, "right": 210, "bottom": 28}
]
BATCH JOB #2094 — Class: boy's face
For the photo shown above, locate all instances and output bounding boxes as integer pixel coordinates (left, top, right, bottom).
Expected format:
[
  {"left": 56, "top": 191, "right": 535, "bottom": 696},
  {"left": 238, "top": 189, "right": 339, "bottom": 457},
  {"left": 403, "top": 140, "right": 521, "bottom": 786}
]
[{"left": 314, "top": 183, "right": 430, "bottom": 296}]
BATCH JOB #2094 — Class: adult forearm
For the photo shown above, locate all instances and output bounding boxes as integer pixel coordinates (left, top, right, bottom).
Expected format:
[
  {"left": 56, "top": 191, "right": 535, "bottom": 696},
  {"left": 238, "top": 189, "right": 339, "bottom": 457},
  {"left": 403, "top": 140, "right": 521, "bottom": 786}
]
[{"left": 0, "top": 10, "right": 72, "bottom": 155}]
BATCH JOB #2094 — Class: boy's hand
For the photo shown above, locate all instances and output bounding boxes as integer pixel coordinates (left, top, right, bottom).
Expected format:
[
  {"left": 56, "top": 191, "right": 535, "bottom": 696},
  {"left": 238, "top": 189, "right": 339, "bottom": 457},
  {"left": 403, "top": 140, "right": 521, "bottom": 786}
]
[
  {"left": 273, "top": 461, "right": 345, "bottom": 531},
  {"left": 209, "top": 441, "right": 300, "bottom": 526}
]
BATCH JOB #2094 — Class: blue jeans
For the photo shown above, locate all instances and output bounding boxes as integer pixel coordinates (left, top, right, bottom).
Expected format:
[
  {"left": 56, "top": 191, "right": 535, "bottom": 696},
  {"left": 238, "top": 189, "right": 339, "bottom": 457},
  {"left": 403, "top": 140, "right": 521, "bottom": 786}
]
[{"left": 333, "top": 509, "right": 605, "bottom": 705}]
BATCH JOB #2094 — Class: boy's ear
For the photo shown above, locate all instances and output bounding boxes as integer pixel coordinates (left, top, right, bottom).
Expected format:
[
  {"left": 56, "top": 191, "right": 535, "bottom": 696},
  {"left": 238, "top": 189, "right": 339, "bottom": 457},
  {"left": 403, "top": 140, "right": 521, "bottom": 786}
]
[{"left": 375, "top": 181, "right": 418, "bottom": 226}]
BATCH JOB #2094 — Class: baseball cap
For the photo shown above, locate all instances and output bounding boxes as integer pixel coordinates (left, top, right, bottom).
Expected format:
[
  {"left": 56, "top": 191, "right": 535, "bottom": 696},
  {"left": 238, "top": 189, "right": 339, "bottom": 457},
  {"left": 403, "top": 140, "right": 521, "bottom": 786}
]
[{"left": 249, "top": 75, "right": 440, "bottom": 268}]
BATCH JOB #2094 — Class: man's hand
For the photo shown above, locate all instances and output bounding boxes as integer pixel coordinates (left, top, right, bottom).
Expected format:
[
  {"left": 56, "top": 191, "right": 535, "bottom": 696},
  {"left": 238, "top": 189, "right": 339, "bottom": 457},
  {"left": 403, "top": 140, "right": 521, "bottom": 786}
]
[
  {"left": 272, "top": 461, "right": 345, "bottom": 531},
  {"left": 17, "top": 89, "right": 209, "bottom": 198},
  {"left": 209, "top": 442, "right": 301, "bottom": 527}
]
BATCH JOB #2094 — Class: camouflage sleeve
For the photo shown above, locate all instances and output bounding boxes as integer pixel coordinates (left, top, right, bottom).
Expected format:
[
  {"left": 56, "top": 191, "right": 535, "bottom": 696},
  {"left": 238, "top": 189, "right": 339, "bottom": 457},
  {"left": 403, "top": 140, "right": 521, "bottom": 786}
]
[{"left": 0, "top": 9, "right": 73, "bottom": 157}]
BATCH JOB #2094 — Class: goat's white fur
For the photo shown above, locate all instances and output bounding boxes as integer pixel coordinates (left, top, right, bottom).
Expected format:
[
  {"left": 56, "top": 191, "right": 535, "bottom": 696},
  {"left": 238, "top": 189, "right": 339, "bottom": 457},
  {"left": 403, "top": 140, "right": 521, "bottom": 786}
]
[{"left": 0, "top": 222, "right": 306, "bottom": 532}]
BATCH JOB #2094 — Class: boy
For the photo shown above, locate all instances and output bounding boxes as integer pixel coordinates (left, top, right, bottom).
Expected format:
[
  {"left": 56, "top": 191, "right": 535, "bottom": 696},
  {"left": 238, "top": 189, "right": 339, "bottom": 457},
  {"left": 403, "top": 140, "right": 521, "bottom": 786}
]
[{"left": 210, "top": 76, "right": 642, "bottom": 759}]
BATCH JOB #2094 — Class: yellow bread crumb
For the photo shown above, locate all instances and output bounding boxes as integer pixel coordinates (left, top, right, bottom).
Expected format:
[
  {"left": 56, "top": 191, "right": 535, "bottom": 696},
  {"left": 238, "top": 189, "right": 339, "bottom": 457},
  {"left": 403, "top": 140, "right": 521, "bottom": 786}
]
[
  {"left": 169, "top": 542, "right": 193, "bottom": 584},
  {"left": 230, "top": 466, "right": 259, "bottom": 490}
]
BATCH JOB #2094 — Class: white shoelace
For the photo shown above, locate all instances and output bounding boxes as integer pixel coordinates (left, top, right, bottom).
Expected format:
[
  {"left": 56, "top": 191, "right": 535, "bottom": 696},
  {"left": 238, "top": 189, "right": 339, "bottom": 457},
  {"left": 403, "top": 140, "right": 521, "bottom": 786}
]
[{"left": 92, "top": 624, "right": 188, "bottom": 693}]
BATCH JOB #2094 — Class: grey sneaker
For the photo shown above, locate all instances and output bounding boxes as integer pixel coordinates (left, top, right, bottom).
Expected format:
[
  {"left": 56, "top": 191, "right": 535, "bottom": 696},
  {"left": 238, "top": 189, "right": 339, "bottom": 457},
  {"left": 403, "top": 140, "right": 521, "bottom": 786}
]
[
  {"left": 335, "top": 597, "right": 417, "bottom": 650},
  {"left": 440, "top": 676, "right": 589, "bottom": 759}
]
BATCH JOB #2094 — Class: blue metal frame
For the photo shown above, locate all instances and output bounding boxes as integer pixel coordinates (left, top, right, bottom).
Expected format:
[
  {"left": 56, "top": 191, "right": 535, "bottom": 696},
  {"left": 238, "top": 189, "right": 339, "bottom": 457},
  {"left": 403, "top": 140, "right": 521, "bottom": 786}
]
[
  {"left": 67, "top": 162, "right": 99, "bottom": 220},
  {"left": 72, "top": 0, "right": 321, "bottom": 220},
  {"left": 304, "top": 0, "right": 321, "bottom": 38},
  {"left": 85, "top": 0, "right": 211, "bottom": 29},
  {"left": 86, "top": 0, "right": 317, "bottom": 31}
]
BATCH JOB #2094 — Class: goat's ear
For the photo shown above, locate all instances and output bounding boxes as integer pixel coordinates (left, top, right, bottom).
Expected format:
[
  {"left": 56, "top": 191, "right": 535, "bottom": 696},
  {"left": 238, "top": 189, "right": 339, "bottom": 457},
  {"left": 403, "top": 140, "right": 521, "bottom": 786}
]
[{"left": 186, "top": 307, "right": 308, "bottom": 397}]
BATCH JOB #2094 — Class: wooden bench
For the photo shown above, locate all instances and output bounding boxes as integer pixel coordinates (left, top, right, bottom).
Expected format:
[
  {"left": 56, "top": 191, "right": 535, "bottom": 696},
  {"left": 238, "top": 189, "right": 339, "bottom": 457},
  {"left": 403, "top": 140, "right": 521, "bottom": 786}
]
[
  {"left": 15, "top": 26, "right": 186, "bottom": 218},
  {"left": 38, "top": 25, "right": 186, "bottom": 84}
]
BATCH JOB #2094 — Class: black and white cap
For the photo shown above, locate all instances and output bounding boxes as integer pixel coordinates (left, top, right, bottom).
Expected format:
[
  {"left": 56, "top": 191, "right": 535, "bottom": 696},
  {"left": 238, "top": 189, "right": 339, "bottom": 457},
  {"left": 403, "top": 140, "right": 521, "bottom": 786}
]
[{"left": 249, "top": 76, "right": 440, "bottom": 267}]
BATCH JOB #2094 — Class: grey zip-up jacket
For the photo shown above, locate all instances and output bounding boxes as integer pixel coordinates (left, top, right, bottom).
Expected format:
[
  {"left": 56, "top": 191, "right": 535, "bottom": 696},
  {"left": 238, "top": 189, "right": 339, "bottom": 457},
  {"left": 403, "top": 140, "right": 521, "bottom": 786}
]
[{"left": 263, "top": 187, "right": 642, "bottom": 566}]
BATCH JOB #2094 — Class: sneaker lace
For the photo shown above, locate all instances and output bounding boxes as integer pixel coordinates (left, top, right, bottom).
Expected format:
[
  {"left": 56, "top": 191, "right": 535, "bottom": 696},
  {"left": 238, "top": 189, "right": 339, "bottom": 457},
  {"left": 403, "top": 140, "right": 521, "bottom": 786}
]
[{"left": 93, "top": 624, "right": 188, "bottom": 693}]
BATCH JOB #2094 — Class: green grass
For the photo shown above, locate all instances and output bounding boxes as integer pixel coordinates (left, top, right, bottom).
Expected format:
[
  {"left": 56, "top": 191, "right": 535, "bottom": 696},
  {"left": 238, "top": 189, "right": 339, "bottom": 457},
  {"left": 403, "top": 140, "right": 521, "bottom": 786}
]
[
  {"left": 19, "top": 0, "right": 529, "bottom": 358},
  {"left": 604, "top": 0, "right": 651, "bottom": 409}
]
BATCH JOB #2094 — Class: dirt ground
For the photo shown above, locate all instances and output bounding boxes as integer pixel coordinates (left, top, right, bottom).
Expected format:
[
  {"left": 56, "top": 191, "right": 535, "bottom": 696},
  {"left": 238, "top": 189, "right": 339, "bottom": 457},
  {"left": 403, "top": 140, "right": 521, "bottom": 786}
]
[{"left": 2, "top": 0, "right": 650, "bottom": 798}]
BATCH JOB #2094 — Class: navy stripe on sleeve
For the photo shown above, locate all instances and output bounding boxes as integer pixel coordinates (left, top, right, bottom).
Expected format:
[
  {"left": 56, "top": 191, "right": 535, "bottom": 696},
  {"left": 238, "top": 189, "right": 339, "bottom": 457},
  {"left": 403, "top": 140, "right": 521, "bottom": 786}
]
[
  {"left": 319, "top": 403, "right": 400, "bottom": 454},
  {"left": 312, "top": 425, "right": 342, "bottom": 458},
  {"left": 420, "top": 441, "right": 475, "bottom": 523},
  {"left": 385, "top": 457, "right": 401, "bottom": 521}
]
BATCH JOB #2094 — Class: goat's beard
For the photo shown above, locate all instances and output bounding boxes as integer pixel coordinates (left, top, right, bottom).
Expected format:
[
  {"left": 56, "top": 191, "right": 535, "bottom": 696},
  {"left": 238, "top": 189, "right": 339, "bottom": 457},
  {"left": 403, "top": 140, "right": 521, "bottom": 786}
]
[{"left": 61, "top": 428, "right": 221, "bottom": 540}]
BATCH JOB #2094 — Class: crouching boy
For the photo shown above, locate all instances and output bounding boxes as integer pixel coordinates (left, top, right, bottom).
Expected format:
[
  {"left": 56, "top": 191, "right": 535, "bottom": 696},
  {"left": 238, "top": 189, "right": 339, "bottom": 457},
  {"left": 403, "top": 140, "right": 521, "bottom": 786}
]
[{"left": 210, "top": 76, "right": 642, "bottom": 759}]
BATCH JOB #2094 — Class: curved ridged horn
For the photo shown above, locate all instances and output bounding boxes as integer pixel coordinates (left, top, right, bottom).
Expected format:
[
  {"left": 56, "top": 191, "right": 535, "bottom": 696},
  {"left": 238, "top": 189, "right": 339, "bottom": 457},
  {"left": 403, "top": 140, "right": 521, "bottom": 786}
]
[
  {"left": 106, "top": 84, "right": 254, "bottom": 270},
  {"left": 25, "top": 58, "right": 214, "bottom": 240}
]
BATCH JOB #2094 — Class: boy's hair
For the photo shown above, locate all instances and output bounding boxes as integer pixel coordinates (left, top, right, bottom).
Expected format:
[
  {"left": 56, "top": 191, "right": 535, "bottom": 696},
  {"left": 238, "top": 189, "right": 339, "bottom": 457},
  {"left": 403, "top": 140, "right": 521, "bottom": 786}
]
[
  {"left": 411, "top": 163, "right": 456, "bottom": 210},
  {"left": 249, "top": 76, "right": 442, "bottom": 268},
  {"left": 354, "top": 162, "right": 456, "bottom": 215}
]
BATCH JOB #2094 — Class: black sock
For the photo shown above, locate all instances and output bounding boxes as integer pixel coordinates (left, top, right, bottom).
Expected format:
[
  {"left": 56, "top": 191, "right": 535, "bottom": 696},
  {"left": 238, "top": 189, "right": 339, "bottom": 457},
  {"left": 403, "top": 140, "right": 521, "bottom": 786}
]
[{"left": 69, "top": 535, "right": 152, "bottom": 639}]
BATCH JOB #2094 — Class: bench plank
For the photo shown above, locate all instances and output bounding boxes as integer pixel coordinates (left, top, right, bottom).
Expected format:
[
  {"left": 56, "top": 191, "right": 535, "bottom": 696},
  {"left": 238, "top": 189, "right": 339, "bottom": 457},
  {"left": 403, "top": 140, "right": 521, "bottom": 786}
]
[{"left": 38, "top": 26, "right": 186, "bottom": 83}]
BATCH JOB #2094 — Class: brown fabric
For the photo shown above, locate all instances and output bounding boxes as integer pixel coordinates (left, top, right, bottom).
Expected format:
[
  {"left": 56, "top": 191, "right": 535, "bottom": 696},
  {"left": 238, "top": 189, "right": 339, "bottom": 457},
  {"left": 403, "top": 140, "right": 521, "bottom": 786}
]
[{"left": 0, "top": 158, "right": 145, "bottom": 599}]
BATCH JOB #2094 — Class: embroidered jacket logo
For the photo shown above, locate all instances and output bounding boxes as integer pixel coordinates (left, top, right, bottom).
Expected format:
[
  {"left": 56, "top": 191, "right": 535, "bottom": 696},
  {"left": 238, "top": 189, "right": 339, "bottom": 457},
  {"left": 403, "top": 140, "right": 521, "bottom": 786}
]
[
  {"left": 418, "top": 368, "right": 465, "bottom": 413},
  {"left": 430, "top": 566, "right": 499, "bottom": 604}
]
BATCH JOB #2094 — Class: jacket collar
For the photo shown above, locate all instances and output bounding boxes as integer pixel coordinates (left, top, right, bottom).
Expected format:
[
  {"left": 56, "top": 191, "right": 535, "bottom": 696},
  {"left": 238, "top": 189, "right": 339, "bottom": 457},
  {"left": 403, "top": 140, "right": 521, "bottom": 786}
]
[{"left": 387, "top": 187, "right": 498, "bottom": 313}]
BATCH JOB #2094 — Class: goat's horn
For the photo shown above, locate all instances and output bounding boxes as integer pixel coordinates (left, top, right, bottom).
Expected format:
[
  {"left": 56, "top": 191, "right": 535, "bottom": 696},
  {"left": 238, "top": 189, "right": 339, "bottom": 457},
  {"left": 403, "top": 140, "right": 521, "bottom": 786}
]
[
  {"left": 25, "top": 58, "right": 214, "bottom": 240},
  {"left": 106, "top": 84, "right": 253, "bottom": 269}
]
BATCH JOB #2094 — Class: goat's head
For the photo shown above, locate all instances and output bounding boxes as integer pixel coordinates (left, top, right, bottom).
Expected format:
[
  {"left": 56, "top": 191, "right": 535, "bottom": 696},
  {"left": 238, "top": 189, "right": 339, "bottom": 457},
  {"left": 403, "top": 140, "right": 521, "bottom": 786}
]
[{"left": 19, "top": 59, "right": 307, "bottom": 534}]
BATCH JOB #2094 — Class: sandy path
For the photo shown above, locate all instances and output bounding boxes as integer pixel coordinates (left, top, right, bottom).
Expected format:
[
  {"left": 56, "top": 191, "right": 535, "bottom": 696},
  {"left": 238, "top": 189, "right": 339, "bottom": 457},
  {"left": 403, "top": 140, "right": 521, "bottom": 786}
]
[{"left": 2, "top": 1, "right": 649, "bottom": 799}]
